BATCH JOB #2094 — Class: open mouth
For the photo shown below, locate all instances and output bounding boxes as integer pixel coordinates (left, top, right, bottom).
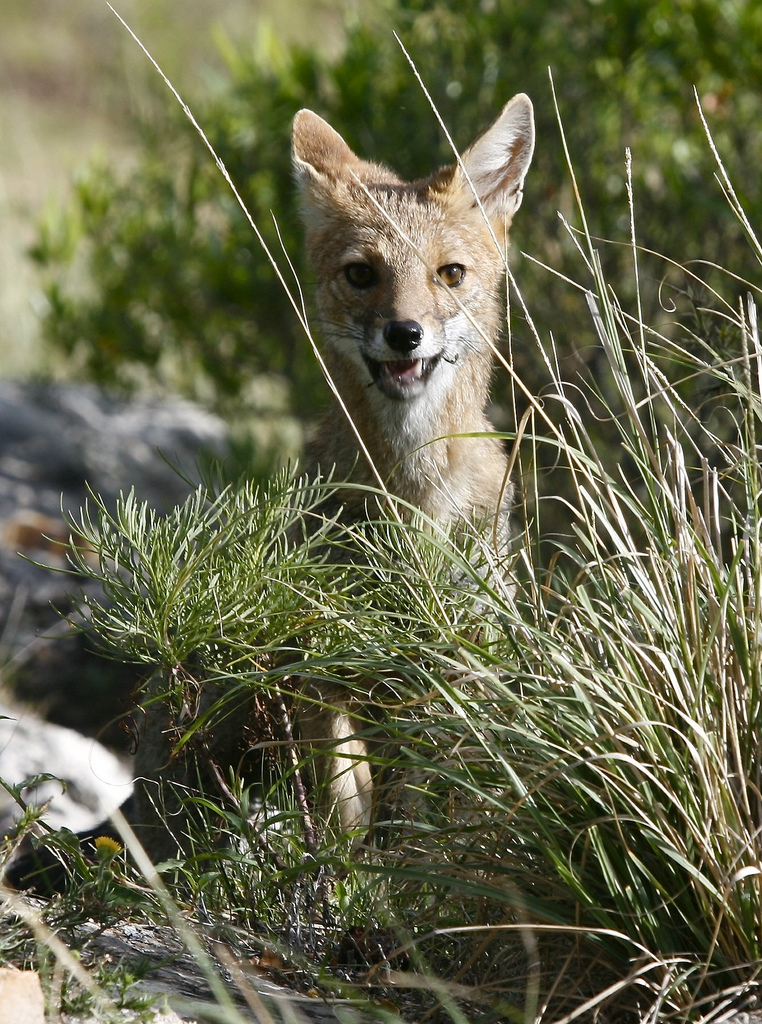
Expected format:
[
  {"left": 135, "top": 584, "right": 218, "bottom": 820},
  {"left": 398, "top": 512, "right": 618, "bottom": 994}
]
[{"left": 363, "top": 354, "right": 442, "bottom": 399}]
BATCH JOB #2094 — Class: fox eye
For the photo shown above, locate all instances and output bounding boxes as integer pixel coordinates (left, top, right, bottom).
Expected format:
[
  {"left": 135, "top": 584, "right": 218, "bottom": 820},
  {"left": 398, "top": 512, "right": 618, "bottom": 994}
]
[
  {"left": 344, "top": 263, "right": 376, "bottom": 289},
  {"left": 437, "top": 263, "right": 466, "bottom": 287}
]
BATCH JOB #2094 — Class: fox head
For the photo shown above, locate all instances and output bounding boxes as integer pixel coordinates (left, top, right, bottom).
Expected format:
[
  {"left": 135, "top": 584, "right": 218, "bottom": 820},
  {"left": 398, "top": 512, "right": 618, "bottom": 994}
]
[{"left": 292, "top": 95, "right": 534, "bottom": 420}]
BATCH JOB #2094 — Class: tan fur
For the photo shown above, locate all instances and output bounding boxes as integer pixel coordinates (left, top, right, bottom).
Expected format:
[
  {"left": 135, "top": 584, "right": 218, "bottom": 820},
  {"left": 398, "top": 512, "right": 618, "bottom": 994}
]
[{"left": 292, "top": 96, "right": 534, "bottom": 834}]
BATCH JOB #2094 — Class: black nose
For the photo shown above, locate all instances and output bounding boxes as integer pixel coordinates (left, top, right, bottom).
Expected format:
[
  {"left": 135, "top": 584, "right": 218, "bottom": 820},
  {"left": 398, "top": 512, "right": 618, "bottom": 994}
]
[{"left": 383, "top": 320, "right": 423, "bottom": 353}]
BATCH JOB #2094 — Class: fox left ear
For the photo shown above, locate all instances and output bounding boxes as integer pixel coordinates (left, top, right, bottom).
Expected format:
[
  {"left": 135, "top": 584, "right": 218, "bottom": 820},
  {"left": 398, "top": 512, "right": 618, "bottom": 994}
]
[
  {"left": 292, "top": 109, "right": 363, "bottom": 185},
  {"left": 458, "top": 93, "right": 535, "bottom": 220}
]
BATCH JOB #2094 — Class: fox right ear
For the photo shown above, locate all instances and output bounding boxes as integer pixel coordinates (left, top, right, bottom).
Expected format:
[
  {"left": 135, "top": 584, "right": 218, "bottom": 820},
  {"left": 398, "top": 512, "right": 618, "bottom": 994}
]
[
  {"left": 459, "top": 93, "right": 535, "bottom": 221},
  {"left": 292, "top": 109, "right": 363, "bottom": 186}
]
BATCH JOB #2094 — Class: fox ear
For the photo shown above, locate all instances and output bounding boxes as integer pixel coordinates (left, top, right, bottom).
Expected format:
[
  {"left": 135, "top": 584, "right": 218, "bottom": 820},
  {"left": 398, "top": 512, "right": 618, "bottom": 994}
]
[
  {"left": 458, "top": 93, "right": 535, "bottom": 220},
  {"left": 292, "top": 109, "right": 363, "bottom": 186}
]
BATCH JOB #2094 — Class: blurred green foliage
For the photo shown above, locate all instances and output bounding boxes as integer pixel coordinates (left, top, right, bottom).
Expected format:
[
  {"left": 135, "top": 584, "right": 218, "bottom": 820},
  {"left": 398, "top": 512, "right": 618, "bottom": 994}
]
[{"left": 31, "top": 0, "right": 762, "bottom": 433}]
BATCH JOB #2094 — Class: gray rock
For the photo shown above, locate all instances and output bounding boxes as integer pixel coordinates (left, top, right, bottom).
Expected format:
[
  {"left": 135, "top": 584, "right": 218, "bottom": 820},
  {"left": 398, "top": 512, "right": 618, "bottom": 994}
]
[
  {"left": 0, "top": 380, "right": 228, "bottom": 523},
  {"left": 0, "top": 381, "right": 230, "bottom": 735},
  {"left": 69, "top": 918, "right": 375, "bottom": 1023}
]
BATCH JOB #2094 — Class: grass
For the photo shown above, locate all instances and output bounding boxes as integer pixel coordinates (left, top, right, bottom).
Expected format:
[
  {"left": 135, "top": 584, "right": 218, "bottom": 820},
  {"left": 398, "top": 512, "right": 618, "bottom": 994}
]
[{"left": 3, "top": 43, "right": 762, "bottom": 1024}]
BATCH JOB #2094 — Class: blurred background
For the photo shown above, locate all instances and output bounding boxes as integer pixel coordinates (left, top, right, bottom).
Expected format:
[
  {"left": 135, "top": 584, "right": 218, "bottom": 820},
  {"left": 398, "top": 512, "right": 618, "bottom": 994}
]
[{"left": 0, "top": 0, "right": 346, "bottom": 375}]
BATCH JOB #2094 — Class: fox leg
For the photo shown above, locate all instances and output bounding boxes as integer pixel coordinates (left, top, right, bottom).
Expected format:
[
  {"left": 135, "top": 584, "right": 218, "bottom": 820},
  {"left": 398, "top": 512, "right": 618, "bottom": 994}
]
[{"left": 297, "top": 685, "right": 373, "bottom": 835}]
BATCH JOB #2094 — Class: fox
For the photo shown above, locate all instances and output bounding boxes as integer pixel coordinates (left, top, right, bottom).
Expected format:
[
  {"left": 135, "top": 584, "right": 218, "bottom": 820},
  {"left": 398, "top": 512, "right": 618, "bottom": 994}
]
[
  {"left": 293, "top": 94, "right": 534, "bottom": 529},
  {"left": 292, "top": 94, "right": 535, "bottom": 835},
  {"left": 6, "top": 95, "right": 535, "bottom": 885}
]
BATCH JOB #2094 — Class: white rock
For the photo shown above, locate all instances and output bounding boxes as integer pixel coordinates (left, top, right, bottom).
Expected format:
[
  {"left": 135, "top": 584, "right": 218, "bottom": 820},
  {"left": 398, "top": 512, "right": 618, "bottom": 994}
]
[{"left": 0, "top": 698, "right": 132, "bottom": 836}]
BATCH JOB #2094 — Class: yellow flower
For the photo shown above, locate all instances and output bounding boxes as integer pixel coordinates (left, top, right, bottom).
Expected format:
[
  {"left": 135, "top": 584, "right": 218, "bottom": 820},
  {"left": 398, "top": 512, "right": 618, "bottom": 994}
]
[{"left": 94, "top": 835, "right": 123, "bottom": 856}]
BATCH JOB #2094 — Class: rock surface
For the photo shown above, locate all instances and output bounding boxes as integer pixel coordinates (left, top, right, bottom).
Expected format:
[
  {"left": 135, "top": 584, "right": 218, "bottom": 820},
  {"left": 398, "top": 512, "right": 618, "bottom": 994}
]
[
  {"left": 0, "top": 381, "right": 229, "bottom": 742},
  {"left": 0, "top": 966, "right": 45, "bottom": 1024},
  {"left": 0, "top": 695, "right": 133, "bottom": 837},
  {"left": 78, "top": 920, "right": 371, "bottom": 1023},
  {"left": 0, "top": 379, "right": 228, "bottom": 525},
  {"left": 0, "top": 381, "right": 227, "bottom": 831}
]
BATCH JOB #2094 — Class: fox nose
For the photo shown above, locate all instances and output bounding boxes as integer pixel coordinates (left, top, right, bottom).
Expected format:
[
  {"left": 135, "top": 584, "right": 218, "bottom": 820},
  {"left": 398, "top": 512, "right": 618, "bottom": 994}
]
[{"left": 383, "top": 320, "right": 423, "bottom": 353}]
